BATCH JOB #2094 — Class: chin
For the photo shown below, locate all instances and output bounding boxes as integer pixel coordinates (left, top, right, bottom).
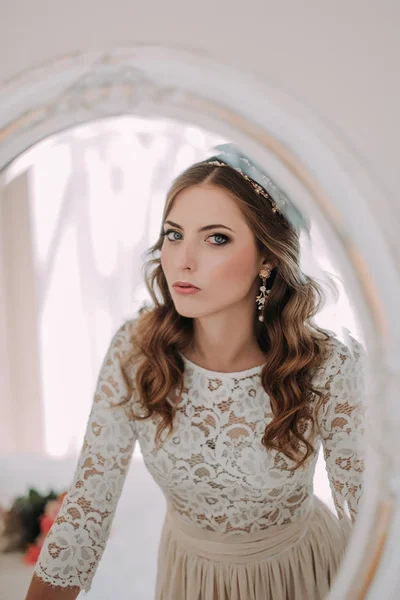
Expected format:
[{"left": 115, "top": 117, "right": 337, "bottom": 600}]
[
  {"left": 171, "top": 300, "right": 201, "bottom": 318},
  {"left": 173, "top": 303, "right": 221, "bottom": 320},
  {"left": 173, "top": 306, "right": 199, "bottom": 318}
]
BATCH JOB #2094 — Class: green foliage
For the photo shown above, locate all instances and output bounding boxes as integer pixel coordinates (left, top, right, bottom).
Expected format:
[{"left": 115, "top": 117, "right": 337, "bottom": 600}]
[{"left": 2, "top": 487, "right": 58, "bottom": 552}]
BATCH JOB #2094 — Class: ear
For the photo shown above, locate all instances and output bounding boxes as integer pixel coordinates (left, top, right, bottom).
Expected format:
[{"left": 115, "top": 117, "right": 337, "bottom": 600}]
[{"left": 260, "top": 259, "right": 276, "bottom": 271}]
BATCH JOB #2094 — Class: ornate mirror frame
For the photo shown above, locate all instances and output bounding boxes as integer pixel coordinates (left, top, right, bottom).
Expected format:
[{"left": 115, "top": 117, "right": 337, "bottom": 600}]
[{"left": 1, "top": 45, "right": 399, "bottom": 599}]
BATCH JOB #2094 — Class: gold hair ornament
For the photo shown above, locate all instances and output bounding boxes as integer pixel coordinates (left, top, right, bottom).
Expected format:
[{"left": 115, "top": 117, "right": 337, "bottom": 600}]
[
  {"left": 207, "top": 160, "right": 282, "bottom": 216},
  {"left": 206, "top": 143, "right": 310, "bottom": 235}
]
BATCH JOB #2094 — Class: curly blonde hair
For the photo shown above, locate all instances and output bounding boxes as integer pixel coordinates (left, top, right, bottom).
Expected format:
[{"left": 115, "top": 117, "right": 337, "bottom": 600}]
[{"left": 120, "top": 159, "right": 334, "bottom": 471}]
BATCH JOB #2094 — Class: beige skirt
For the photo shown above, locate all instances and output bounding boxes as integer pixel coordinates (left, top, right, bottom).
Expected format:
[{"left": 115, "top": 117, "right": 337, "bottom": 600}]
[{"left": 155, "top": 495, "right": 352, "bottom": 600}]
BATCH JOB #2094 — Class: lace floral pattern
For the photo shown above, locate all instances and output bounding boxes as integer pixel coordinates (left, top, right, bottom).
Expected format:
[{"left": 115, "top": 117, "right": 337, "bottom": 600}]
[
  {"left": 33, "top": 319, "right": 366, "bottom": 593},
  {"left": 313, "top": 332, "right": 367, "bottom": 526},
  {"left": 33, "top": 320, "right": 138, "bottom": 593}
]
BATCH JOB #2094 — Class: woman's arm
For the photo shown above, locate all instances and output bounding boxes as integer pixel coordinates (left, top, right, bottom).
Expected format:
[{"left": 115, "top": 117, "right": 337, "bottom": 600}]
[
  {"left": 24, "top": 573, "right": 81, "bottom": 599},
  {"left": 24, "top": 319, "right": 138, "bottom": 598},
  {"left": 316, "top": 334, "right": 367, "bottom": 529}
]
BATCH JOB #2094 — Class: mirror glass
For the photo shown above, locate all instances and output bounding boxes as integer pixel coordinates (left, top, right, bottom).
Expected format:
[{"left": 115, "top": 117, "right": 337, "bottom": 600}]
[{"left": 0, "top": 115, "right": 368, "bottom": 599}]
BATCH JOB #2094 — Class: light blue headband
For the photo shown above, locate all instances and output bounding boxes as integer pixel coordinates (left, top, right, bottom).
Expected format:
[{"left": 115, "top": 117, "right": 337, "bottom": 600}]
[{"left": 207, "top": 143, "right": 310, "bottom": 236}]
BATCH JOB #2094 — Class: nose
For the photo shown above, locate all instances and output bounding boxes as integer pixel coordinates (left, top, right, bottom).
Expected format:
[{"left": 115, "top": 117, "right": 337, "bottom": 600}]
[{"left": 174, "top": 239, "right": 198, "bottom": 272}]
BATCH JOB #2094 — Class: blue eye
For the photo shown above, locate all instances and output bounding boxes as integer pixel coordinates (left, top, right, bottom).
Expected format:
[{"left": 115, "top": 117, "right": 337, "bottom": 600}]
[
  {"left": 209, "top": 234, "right": 229, "bottom": 245},
  {"left": 163, "top": 230, "right": 182, "bottom": 241},
  {"left": 162, "top": 230, "right": 230, "bottom": 246}
]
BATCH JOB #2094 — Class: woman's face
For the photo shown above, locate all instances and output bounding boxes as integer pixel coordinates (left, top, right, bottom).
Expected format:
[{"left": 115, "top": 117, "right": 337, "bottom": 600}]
[{"left": 160, "top": 183, "right": 267, "bottom": 319}]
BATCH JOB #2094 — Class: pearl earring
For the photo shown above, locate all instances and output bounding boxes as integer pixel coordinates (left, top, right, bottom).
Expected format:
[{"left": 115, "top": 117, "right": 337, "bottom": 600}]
[{"left": 256, "top": 266, "right": 272, "bottom": 322}]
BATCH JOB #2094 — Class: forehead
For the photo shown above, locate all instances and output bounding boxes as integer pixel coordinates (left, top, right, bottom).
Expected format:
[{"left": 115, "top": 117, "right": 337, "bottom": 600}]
[{"left": 169, "top": 184, "right": 244, "bottom": 222}]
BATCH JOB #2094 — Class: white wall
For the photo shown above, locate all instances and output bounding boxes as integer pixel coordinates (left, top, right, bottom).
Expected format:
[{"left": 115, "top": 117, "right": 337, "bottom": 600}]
[
  {"left": 0, "top": 1, "right": 398, "bottom": 197},
  {"left": 1, "top": 3, "right": 399, "bottom": 598},
  {"left": 0, "top": 173, "right": 45, "bottom": 455}
]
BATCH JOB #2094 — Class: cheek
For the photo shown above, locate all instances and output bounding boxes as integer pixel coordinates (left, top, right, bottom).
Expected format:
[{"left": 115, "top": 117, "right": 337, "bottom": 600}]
[
  {"left": 213, "top": 247, "right": 257, "bottom": 285},
  {"left": 160, "top": 244, "right": 170, "bottom": 271}
]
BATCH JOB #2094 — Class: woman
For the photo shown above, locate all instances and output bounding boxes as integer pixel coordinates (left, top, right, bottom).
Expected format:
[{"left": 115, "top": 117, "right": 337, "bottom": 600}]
[{"left": 25, "top": 144, "right": 366, "bottom": 599}]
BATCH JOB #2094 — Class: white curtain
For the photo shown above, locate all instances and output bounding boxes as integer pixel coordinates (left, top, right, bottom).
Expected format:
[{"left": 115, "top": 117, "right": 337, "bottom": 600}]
[{"left": 0, "top": 116, "right": 362, "bottom": 461}]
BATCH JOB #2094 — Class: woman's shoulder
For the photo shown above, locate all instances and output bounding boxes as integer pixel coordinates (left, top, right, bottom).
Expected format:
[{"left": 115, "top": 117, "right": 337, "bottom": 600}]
[
  {"left": 103, "top": 316, "right": 142, "bottom": 378},
  {"left": 314, "top": 328, "right": 366, "bottom": 385},
  {"left": 322, "top": 327, "right": 364, "bottom": 358},
  {"left": 112, "top": 315, "right": 140, "bottom": 345},
  {"left": 313, "top": 328, "right": 368, "bottom": 425}
]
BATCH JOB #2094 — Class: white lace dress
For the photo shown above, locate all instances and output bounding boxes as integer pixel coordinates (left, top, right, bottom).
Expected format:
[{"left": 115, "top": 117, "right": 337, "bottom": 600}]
[{"left": 33, "top": 319, "right": 366, "bottom": 599}]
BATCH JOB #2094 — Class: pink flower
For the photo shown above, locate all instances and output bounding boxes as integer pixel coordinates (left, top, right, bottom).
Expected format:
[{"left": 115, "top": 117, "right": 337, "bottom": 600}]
[
  {"left": 44, "top": 499, "right": 63, "bottom": 521},
  {"left": 23, "top": 544, "right": 41, "bottom": 565},
  {"left": 39, "top": 515, "right": 54, "bottom": 536},
  {"left": 35, "top": 532, "right": 47, "bottom": 548}
]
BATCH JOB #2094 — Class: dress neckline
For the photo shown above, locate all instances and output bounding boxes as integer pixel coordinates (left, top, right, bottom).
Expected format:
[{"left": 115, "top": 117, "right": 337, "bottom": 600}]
[{"left": 180, "top": 353, "right": 266, "bottom": 378}]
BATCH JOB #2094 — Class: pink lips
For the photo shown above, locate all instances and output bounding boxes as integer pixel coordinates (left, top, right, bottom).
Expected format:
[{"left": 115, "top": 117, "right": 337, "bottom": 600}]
[{"left": 172, "top": 283, "right": 201, "bottom": 295}]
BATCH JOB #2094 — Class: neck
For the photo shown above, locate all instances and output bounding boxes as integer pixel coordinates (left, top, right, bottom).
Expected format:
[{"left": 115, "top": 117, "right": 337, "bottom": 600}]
[{"left": 185, "top": 309, "right": 266, "bottom": 372}]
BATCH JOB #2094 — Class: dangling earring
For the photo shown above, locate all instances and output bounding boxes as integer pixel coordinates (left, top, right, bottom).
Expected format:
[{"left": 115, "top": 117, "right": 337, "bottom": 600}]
[{"left": 256, "top": 266, "right": 272, "bottom": 322}]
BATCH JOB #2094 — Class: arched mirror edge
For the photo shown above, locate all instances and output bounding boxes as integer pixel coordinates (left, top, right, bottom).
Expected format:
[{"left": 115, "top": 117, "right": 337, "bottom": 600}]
[{"left": 0, "top": 44, "right": 398, "bottom": 600}]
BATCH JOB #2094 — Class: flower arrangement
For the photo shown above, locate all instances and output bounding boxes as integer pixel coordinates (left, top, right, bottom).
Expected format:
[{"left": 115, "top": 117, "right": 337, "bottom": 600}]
[{"left": 0, "top": 488, "right": 67, "bottom": 565}]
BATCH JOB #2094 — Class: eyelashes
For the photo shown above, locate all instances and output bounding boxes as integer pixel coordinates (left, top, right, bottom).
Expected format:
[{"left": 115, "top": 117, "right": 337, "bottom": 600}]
[{"left": 161, "top": 229, "right": 231, "bottom": 246}]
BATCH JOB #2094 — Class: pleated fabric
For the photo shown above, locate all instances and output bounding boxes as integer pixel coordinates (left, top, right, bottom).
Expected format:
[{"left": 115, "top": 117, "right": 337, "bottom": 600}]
[{"left": 154, "top": 496, "right": 352, "bottom": 600}]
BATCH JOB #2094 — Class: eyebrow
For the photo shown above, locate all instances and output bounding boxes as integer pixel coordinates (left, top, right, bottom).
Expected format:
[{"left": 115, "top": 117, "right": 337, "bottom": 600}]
[{"left": 163, "top": 220, "right": 235, "bottom": 233}]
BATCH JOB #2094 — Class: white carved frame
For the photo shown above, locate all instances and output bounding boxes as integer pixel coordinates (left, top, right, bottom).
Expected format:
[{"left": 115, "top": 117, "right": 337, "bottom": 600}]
[{"left": 1, "top": 45, "right": 399, "bottom": 599}]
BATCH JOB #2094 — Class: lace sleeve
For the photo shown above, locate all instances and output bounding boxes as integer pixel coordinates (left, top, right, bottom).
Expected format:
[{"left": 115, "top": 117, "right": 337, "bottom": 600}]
[
  {"left": 316, "top": 334, "right": 367, "bottom": 530},
  {"left": 33, "top": 319, "right": 138, "bottom": 594}
]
